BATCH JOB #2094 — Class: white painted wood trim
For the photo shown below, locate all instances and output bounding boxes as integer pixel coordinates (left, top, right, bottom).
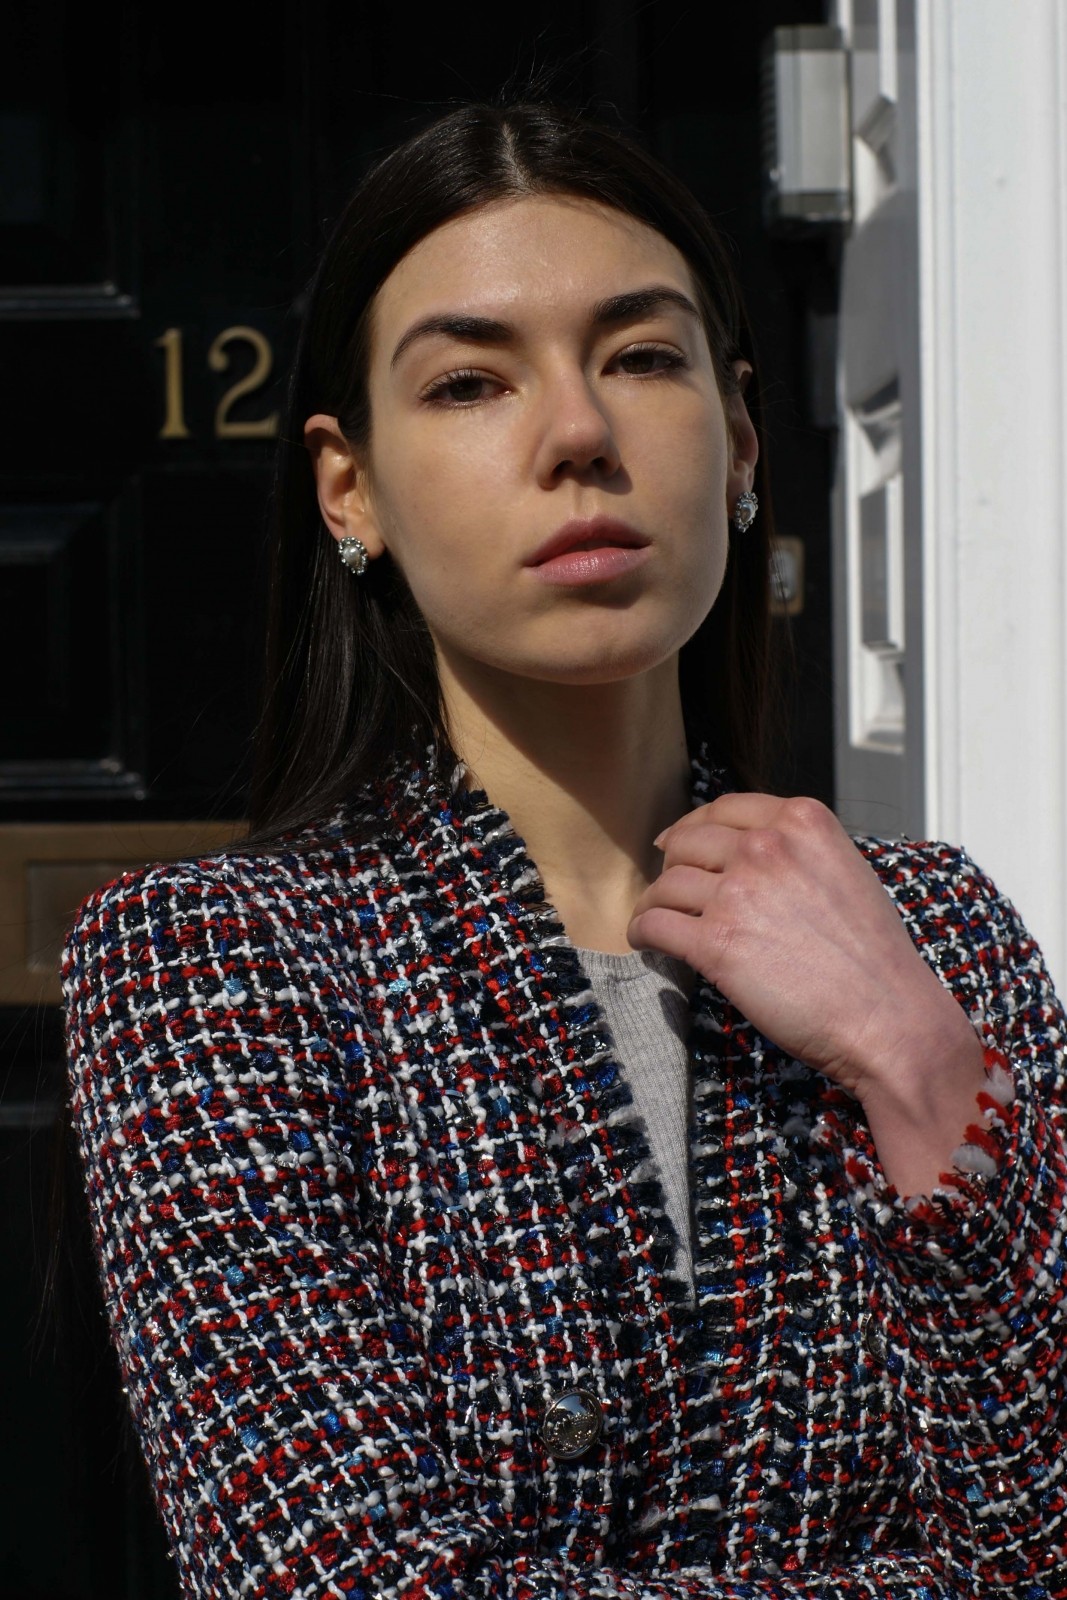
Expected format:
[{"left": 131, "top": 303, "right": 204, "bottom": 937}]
[{"left": 915, "top": 0, "right": 1067, "bottom": 990}]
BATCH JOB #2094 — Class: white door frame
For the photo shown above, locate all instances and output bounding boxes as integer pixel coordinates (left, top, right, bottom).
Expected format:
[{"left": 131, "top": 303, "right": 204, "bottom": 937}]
[{"left": 833, "top": 0, "right": 1067, "bottom": 990}]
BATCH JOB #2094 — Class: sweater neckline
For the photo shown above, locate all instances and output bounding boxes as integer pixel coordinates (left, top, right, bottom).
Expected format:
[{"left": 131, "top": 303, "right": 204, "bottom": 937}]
[{"left": 577, "top": 944, "right": 691, "bottom": 986}]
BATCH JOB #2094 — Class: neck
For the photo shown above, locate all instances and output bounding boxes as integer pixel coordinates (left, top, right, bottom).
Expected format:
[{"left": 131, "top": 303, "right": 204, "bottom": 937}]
[{"left": 438, "top": 651, "right": 692, "bottom": 953}]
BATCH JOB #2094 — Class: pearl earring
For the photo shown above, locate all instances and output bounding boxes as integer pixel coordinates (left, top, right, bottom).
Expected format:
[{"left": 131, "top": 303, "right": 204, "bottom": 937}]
[
  {"left": 731, "top": 490, "right": 759, "bottom": 533},
  {"left": 338, "top": 536, "right": 369, "bottom": 576}
]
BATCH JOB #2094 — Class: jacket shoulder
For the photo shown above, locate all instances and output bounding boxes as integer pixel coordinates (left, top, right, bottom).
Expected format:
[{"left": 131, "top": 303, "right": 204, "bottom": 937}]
[
  {"left": 65, "top": 824, "right": 389, "bottom": 948},
  {"left": 853, "top": 833, "right": 1014, "bottom": 924},
  {"left": 59, "top": 828, "right": 390, "bottom": 1012},
  {"left": 64, "top": 850, "right": 276, "bottom": 963},
  {"left": 853, "top": 832, "right": 975, "bottom": 880},
  {"left": 852, "top": 833, "right": 1051, "bottom": 1008}
]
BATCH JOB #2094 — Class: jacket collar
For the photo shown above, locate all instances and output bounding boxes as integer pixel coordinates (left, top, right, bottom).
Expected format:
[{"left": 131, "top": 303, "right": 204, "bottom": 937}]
[{"left": 372, "top": 739, "right": 730, "bottom": 844}]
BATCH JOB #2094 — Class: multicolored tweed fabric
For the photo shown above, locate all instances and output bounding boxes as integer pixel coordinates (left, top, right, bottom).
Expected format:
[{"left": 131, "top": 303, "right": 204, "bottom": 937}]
[{"left": 62, "top": 758, "right": 1067, "bottom": 1598}]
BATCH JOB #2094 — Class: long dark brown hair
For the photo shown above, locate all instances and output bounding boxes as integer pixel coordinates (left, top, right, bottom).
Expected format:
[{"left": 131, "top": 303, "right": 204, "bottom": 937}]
[{"left": 247, "top": 101, "right": 780, "bottom": 840}]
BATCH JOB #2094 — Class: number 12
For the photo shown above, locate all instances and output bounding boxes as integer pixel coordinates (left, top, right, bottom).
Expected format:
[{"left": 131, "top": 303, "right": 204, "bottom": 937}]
[{"left": 154, "top": 326, "right": 279, "bottom": 440}]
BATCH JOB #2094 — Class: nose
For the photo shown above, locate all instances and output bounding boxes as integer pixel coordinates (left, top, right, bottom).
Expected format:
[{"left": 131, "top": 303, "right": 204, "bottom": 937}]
[{"left": 533, "top": 369, "right": 622, "bottom": 486}]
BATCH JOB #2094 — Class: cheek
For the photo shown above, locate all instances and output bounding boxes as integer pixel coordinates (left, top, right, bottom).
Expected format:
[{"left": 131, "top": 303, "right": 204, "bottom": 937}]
[
  {"left": 678, "top": 408, "right": 731, "bottom": 502},
  {"left": 369, "top": 437, "right": 476, "bottom": 579},
  {"left": 641, "top": 406, "right": 731, "bottom": 555},
  {"left": 370, "top": 427, "right": 525, "bottom": 627},
  {"left": 659, "top": 411, "right": 732, "bottom": 619}
]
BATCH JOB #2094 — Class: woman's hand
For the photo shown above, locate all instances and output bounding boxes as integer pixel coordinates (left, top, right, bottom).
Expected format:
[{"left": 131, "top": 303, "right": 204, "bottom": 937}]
[{"left": 628, "top": 794, "right": 991, "bottom": 1193}]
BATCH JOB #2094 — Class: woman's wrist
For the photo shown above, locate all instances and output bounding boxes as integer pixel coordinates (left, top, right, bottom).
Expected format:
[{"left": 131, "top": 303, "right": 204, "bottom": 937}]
[{"left": 856, "top": 1006, "right": 993, "bottom": 1199}]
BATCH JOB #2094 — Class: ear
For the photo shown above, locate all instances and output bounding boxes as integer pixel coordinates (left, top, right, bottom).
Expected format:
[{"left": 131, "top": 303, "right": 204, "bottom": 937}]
[
  {"left": 304, "top": 414, "right": 387, "bottom": 559},
  {"left": 723, "top": 360, "right": 759, "bottom": 503}
]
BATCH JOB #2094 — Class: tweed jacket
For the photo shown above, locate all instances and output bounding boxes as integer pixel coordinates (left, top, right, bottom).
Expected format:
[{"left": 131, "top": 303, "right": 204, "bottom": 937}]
[{"left": 63, "top": 756, "right": 1067, "bottom": 1599}]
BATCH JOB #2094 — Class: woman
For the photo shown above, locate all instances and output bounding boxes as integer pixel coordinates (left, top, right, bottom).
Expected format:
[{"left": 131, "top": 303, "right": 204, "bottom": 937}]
[{"left": 63, "top": 103, "right": 1067, "bottom": 1597}]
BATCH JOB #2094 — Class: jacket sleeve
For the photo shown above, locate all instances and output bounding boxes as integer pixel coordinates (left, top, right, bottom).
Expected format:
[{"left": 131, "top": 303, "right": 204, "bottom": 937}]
[
  {"left": 817, "top": 847, "right": 1067, "bottom": 1595},
  {"left": 64, "top": 861, "right": 956, "bottom": 1600}
]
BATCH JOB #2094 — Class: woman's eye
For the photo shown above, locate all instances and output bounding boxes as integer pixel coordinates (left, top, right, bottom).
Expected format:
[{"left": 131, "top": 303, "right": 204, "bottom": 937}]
[
  {"left": 615, "top": 345, "right": 687, "bottom": 377},
  {"left": 423, "top": 370, "right": 498, "bottom": 406}
]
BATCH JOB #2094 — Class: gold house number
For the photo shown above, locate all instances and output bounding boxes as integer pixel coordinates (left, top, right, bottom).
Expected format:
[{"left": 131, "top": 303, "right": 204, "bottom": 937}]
[{"left": 154, "top": 326, "right": 279, "bottom": 440}]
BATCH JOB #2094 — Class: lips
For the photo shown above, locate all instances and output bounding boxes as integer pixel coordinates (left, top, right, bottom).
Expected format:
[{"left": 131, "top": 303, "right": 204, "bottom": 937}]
[{"left": 525, "top": 516, "right": 649, "bottom": 567}]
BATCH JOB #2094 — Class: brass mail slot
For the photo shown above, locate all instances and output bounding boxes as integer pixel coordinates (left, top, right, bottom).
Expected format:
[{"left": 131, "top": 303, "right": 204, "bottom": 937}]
[{"left": 0, "top": 821, "right": 242, "bottom": 1007}]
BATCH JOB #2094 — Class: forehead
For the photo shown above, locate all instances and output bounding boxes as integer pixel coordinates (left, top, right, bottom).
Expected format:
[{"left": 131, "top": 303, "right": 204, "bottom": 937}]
[{"left": 370, "top": 194, "right": 697, "bottom": 338}]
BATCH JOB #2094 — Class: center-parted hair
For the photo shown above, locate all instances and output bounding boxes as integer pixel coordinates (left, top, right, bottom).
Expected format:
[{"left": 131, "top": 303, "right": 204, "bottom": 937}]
[{"left": 248, "top": 101, "right": 780, "bottom": 840}]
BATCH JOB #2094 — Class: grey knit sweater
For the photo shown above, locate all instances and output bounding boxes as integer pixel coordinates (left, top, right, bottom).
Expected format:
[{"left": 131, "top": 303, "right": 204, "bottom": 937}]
[{"left": 579, "top": 948, "right": 694, "bottom": 1293}]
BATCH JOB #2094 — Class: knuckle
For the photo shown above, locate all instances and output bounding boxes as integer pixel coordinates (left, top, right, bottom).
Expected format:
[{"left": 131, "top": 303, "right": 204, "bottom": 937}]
[
  {"left": 665, "top": 861, "right": 694, "bottom": 882},
  {"left": 782, "top": 795, "right": 833, "bottom": 834},
  {"left": 739, "top": 827, "right": 784, "bottom": 866}
]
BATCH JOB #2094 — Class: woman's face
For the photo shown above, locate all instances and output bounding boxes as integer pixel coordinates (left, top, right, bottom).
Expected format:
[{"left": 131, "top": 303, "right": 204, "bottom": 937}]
[{"left": 308, "top": 194, "right": 757, "bottom": 690}]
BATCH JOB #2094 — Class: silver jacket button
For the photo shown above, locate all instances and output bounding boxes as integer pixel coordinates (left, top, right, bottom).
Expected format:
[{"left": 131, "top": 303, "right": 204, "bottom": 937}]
[
  {"left": 860, "top": 1312, "right": 888, "bottom": 1364},
  {"left": 541, "top": 1387, "right": 604, "bottom": 1460}
]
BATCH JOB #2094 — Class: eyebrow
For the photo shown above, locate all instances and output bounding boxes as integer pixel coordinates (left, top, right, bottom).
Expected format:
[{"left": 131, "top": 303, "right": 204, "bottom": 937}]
[{"left": 389, "top": 284, "right": 702, "bottom": 368}]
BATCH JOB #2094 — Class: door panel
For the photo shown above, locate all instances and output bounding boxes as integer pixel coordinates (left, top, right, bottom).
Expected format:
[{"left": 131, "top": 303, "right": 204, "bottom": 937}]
[
  {"left": 1, "top": 4, "right": 833, "bottom": 1591},
  {"left": 0, "top": 1, "right": 137, "bottom": 315}
]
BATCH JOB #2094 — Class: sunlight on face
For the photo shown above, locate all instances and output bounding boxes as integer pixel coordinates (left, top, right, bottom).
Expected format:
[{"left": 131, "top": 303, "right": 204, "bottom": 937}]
[{"left": 359, "top": 195, "right": 750, "bottom": 689}]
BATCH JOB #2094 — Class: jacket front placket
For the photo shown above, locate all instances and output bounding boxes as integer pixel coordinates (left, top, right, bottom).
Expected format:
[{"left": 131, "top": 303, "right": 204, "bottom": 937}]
[
  {"left": 378, "top": 768, "right": 901, "bottom": 1579},
  {"left": 381, "top": 770, "right": 788, "bottom": 1566},
  {"left": 377, "top": 773, "right": 700, "bottom": 1566}
]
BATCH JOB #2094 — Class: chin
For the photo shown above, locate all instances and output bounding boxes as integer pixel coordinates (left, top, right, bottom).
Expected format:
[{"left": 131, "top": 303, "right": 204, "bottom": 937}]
[
  {"left": 494, "top": 633, "right": 689, "bottom": 687},
  {"left": 523, "top": 602, "right": 712, "bottom": 685},
  {"left": 440, "top": 591, "right": 716, "bottom": 690}
]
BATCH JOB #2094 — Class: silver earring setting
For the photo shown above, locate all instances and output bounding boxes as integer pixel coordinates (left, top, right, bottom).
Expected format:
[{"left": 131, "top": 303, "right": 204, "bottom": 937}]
[
  {"left": 338, "top": 536, "right": 369, "bottom": 576},
  {"left": 731, "top": 490, "right": 759, "bottom": 533}
]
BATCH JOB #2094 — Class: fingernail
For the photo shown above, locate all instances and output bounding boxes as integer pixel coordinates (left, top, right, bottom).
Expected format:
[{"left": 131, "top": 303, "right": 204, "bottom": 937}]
[{"left": 653, "top": 829, "right": 668, "bottom": 850}]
